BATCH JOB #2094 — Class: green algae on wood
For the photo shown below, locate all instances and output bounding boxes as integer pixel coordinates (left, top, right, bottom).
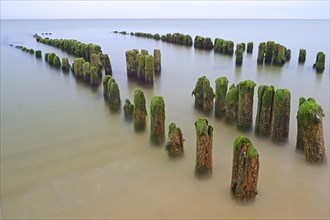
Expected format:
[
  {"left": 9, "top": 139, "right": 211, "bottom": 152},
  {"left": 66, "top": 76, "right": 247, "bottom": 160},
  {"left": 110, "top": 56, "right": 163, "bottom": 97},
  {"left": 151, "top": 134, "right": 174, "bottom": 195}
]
[
  {"left": 231, "top": 136, "right": 259, "bottom": 200},
  {"left": 214, "top": 77, "right": 229, "bottom": 118},
  {"left": 137, "top": 54, "right": 146, "bottom": 81},
  {"left": 73, "top": 58, "right": 85, "bottom": 79},
  {"left": 145, "top": 55, "right": 154, "bottom": 84},
  {"left": 195, "top": 118, "right": 213, "bottom": 176},
  {"left": 47, "top": 53, "right": 56, "bottom": 65},
  {"left": 297, "top": 98, "right": 325, "bottom": 163},
  {"left": 298, "top": 49, "right": 306, "bottom": 63},
  {"left": 134, "top": 89, "right": 147, "bottom": 131},
  {"left": 255, "top": 85, "right": 275, "bottom": 136},
  {"left": 235, "top": 47, "right": 243, "bottom": 66},
  {"left": 108, "top": 80, "right": 121, "bottom": 110},
  {"left": 150, "top": 96, "right": 166, "bottom": 144},
  {"left": 61, "top": 57, "right": 70, "bottom": 72},
  {"left": 90, "top": 66, "right": 100, "bottom": 86},
  {"left": 125, "top": 49, "right": 138, "bottom": 77},
  {"left": 35, "top": 50, "right": 42, "bottom": 58},
  {"left": 124, "top": 98, "right": 134, "bottom": 120},
  {"left": 247, "top": 42, "right": 253, "bottom": 53},
  {"left": 264, "top": 41, "right": 275, "bottom": 64},
  {"left": 313, "top": 52, "right": 326, "bottom": 73},
  {"left": 296, "top": 97, "right": 306, "bottom": 151},
  {"left": 225, "top": 84, "right": 239, "bottom": 122},
  {"left": 53, "top": 55, "right": 61, "bottom": 68},
  {"left": 90, "top": 53, "right": 102, "bottom": 76},
  {"left": 237, "top": 80, "right": 256, "bottom": 130},
  {"left": 83, "top": 62, "right": 91, "bottom": 82},
  {"left": 102, "top": 75, "right": 112, "bottom": 98},
  {"left": 257, "top": 42, "right": 266, "bottom": 64},
  {"left": 165, "top": 122, "right": 184, "bottom": 157},
  {"left": 271, "top": 88, "right": 291, "bottom": 142},
  {"left": 192, "top": 76, "right": 215, "bottom": 112},
  {"left": 100, "top": 53, "right": 113, "bottom": 75},
  {"left": 153, "top": 49, "right": 161, "bottom": 74}
]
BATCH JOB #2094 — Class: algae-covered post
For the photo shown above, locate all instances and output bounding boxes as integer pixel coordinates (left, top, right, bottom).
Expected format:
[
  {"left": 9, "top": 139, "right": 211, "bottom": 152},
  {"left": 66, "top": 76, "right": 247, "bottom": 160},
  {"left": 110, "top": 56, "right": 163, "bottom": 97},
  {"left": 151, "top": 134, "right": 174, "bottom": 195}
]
[
  {"left": 192, "top": 76, "right": 215, "bottom": 112},
  {"left": 165, "top": 122, "right": 184, "bottom": 157},
  {"left": 108, "top": 79, "right": 121, "bottom": 110},
  {"left": 255, "top": 85, "right": 275, "bottom": 136},
  {"left": 82, "top": 62, "right": 91, "bottom": 82},
  {"left": 47, "top": 53, "right": 56, "bottom": 65},
  {"left": 214, "top": 77, "right": 229, "bottom": 118},
  {"left": 124, "top": 99, "right": 134, "bottom": 120},
  {"left": 264, "top": 41, "right": 275, "bottom": 64},
  {"left": 90, "top": 66, "right": 101, "bottom": 86},
  {"left": 231, "top": 136, "right": 259, "bottom": 200},
  {"left": 145, "top": 55, "right": 154, "bottom": 84},
  {"left": 73, "top": 58, "right": 85, "bottom": 79},
  {"left": 35, "top": 50, "right": 42, "bottom": 58},
  {"left": 247, "top": 42, "right": 253, "bottom": 53},
  {"left": 53, "top": 56, "right": 61, "bottom": 68},
  {"left": 90, "top": 54, "right": 102, "bottom": 76},
  {"left": 237, "top": 80, "right": 256, "bottom": 130},
  {"left": 102, "top": 75, "right": 112, "bottom": 98},
  {"left": 257, "top": 42, "right": 266, "bottom": 64},
  {"left": 296, "top": 97, "right": 306, "bottom": 150},
  {"left": 313, "top": 52, "right": 326, "bottom": 73},
  {"left": 101, "top": 53, "right": 113, "bottom": 75},
  {"left": 61, "top": 57, "right": 70, "bottom": 72},
  {"left": 298, "top": 49, "right": 306, "bottom": 63},
  {"left": 297, "top": 98, "right": 325, "bottom": 163},
  {"left": 153, "top": 49, "right": 161, "bottom": 74},
  {"left": 195, "top": 118, "right": 213, "bottom": 177},
  {"left": 134, "top": 89, "right": 147, "bottom": 131},
  {"left": 150, "top": 96, "right": 165, "bottom": 144},
  {"left": 271, "top": 88, "right": 291, "bottom": 142},
  {"left": 225, "top": 84, "right": 239, "bottom": 122},
  {"left": 125, "top": 49, "right": 138, "bottom": 77},
  {"left": 235, "top": 47, "right": 243, "bottom": 66},
  {"left": 137, "top": 54, "right": 146, "bottom": 81}
]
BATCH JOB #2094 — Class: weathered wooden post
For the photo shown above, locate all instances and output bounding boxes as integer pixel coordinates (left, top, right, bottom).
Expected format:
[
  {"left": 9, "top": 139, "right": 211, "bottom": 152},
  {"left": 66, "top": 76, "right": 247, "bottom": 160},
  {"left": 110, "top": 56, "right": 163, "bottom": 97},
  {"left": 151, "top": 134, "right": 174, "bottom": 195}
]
[
  {"left": 125, "top": 49, "right": 138, "bottom": 77},
  {"left": 153, "top": 49, "right": 161, "bottom": 74},
  {"left": 101, "top": 53, "right": 113, "bottom": 75},
  {"left": 231, "top": 136, "right": 259, "bottom": 200},
  {"left": 124, "top": 99, "right": 134, "bottom": 120},
  {"left": 237, "top": 80, "right": 256, "bottom": 130},
  {"left": 35, "top": 50, "right": 42, "bottom": 58},
  {"left": 102, "top": 75, "right": 112, "bottom": 98},
  {"left": 90, "top": 66, "right": 101, "bottom": 85},
  {"left": 145, "top": 55, "right": 154, "bottom": 84},
  {"left": 192, "top": 76, "right": 215, "bottom": 112},
  {"left": 215, "top": 77, "right": 229, "bottom": 118},
  {"left": 134, "top": 89, "right": 147, "bottom": 131},
  {"left": 150, "top": 96, "right": 165, "bottom": 144},
  {"left": 53, "top": 55, "right": 61, "bottom": 68},
  {"left": 255, "top": 85, "right": 275, "bottom": 135},
  {"left": 296, "top": 97, "right": 306, "bottom": 150},
  {"left": 235, "top": 47, "right": 243, "bottom": 65},
  {"left": 165, "top": 122, "right": 184, "bottom": 157},
  {"left": 297, "top": 98, "right": 325, "bottom": 162},
  {"left": 257, "top": 42, "right": 266, "bottom": 64},
  {"left": 298, "top": 49, "right": 306, "bottom": 63},
  {"left": 264, "top": 41, "right": 275, "bottom": 64},
  {"left": 90, "top": 54, "right": 102, "bottom": 76},
  {"left": 47, "top": 53, "right": 56, "bottom": 65},
  {"left": 83, "top": 62, "right": 91, "bottom": 82},
  {"left": 61, "top": 57, "right": 70, "bottom": 71},
  {"left": 247, "top": 42, "right": 253, "bottom": 53},
  {"left": 225, "top": 84, "right": 239, "bottom": 122},
  {"left": 108, "top": 79, "right": 121, "bottom": 110},
  {"left": 73, "top": 58, "right": 85, "bottom": 79},
  {"left": 313, "top": 52, "right": 326, "bottom": 73},
  {"left": 137, "top": 54, "right": 146, "bottom": 81},
  {"left": 195, "top": 118, "right": 213, "bottom": 176},
  {"left": 271, "top": 88, "right": 291, "bottom": 142}
]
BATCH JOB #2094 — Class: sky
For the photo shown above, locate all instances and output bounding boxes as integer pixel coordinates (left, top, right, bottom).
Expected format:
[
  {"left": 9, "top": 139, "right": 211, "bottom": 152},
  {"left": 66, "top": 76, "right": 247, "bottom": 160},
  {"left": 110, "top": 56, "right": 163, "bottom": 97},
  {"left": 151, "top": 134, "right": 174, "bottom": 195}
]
[{"left": 1, "top": 0, "right": 329, "bottom": 19}]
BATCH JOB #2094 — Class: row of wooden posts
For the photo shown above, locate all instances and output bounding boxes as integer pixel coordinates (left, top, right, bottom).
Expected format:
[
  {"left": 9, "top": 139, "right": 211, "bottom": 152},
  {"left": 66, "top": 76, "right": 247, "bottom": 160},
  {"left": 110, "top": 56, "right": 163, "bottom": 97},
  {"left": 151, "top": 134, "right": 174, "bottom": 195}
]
[{"left": 115, "top": 31, "right": 326, "bottom": 72}]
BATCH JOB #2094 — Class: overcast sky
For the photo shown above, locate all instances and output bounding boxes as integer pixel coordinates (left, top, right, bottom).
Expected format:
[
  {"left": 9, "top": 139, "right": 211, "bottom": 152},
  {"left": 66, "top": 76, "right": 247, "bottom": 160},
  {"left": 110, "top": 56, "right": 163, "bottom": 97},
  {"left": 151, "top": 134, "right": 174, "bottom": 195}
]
[{"left": 1, "top": 1, "right": 329, "bottom": 19}]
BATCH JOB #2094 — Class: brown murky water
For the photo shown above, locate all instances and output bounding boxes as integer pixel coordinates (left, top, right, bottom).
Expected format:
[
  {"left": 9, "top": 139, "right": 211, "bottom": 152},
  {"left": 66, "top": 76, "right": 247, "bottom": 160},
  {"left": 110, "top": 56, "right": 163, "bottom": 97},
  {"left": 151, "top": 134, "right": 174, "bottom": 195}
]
[{"left": 1, "top": 19, "right": 329, "bottom": 219}]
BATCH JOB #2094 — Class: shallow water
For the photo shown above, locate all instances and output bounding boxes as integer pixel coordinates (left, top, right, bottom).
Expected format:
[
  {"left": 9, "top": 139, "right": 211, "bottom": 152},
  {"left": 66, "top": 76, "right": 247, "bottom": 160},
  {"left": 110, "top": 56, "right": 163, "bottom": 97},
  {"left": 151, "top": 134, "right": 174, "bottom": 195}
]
[{"left": 1, "top": 19, "right": 329, "bottom": 219}]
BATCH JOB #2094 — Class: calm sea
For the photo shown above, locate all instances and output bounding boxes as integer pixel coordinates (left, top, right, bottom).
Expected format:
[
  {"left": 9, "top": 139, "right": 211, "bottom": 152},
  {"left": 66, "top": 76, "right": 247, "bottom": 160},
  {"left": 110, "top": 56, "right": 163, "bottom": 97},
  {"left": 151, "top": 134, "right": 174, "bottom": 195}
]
[{"left": 1, "top": 19, "right": 329, "bottom": 219}]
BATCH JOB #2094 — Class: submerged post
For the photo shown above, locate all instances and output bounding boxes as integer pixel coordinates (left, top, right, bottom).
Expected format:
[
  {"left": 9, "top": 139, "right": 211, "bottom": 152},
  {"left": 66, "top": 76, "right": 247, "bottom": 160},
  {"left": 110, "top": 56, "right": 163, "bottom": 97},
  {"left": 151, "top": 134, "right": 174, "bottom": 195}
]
[
  {"left": 231, "top": 136, "right": 259, "bottom": 200},
  {"left": 145, "top": 55, "right": 154, "bottom": 84},
  {"left": 313, "top": 52, "right": 326, "bottom": 73},
  {"left": 271, "top": 88, "right": 291, "bottom": 142},
  {"left": 257, "top": 42, "right": 266, "bottom": 64},
  {"left": 35, "top": 50, "right": 42, "bottom": 58},
  {"left": 194, "top": 118, "right": 213, "bottom": 177},
  {"left": 73, "top": 58, "right": 85, "bottom": 79},
  {"left": 215, "top": 77, "right": 229, "bottom": 118},
  {"left": 247, "top": 42, "right": 253, "bottom": 53},
  {"left": 237, "top": 80, "right": 256, "bottom": 130},
  {"left": 83, "top": 62, "right": 91, "bottom": 82},
  {"left": 153, "top": 49, "right": 161, "bottom": 74},
  {"left": 125, "top": 49, "right": 138, "bottom": 77},
  {"left": 124, "top": 99, "right": 134, "bottom": 120},
  {"left": 192, "top": 76, "right": 215, "bottom": 112},
  {"left": 225, "top": 84, "right": 239, "bottom": 122},
  {"left": 297, "top": 98, "right": 325, "bottom": 163},
  {"left": 255, "top": 85, "right": 275, "bottom": 135},
  {"left": 150, "top": 96, "right": 165, "bottom": 144},
  {"left": 165, "top": 122, "right": 184, "bottom": 157},
  {"left": 108, "top": 79, "right": 121, "bottom": 110},
  {"left": 134, "top": 89, "right": 147, "bottom": 131},
  {"left": 61, "top": 57, "right": 70, "bottom": 72},
  {"left": 102, "top": 75, "right": 112, "bottom": 98},
  {"left": 90, "top": 66, "right": 101, "bottom": 86},
  {"left": 298, "top": 49, "right": 306, "bottom": 64}
]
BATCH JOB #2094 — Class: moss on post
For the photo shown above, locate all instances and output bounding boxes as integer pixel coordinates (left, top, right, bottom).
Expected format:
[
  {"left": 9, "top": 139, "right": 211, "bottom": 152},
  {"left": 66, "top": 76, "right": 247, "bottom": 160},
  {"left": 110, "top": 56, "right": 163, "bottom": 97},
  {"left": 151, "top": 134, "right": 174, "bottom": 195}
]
[
  {"left": 141, "top": 49, "right": 149, "bottom": 56},
  {"left": 297, "top": 98, "right": 325, "bottom": 162},
  {"left": 102, "top": 75, "right": 112, "bottom": 98},
  {"left": 165, "top": 122, "right": 184, "bottom": 157},
  {"left": 125, "top": 49, "right": 138, "bottom": 77},
  {"left": 235, "top": 47, "right": 243, "bottom": 66},
  {"left": 215, "top": 77, "right": 229, "bottom": 118},
  {"left": 61, "top": 57, "right": 70, "bottom": 72},
  {"left": 124, "top": 98, "right": 134, "bottom": 120},
  {"left": 102, "top": 53, "right": 113, "bottom": 75},
  {"left": 192, "top": 76, "right": 215, "bottom": 112},
  {"left": 264, "top": 41, "right": 275, "bottom": 64},
  {"left": 194, "top": 118, "right": 213, "bottom": 177},
  {"left": 73, "top": 58, "right": 85, "bottom": 79},
  {"left": 255, "top": 85, "right": 275, "bottom": 135},
  {"left": 35, "top": 50, "right": 42, "bottom": 58},
  {"left": 145, "top": 55, "right": 154, "bottom": 84},
  {"left": 285, "top": 49, "right": 291, "bottom": 61},
  {"left": 153, "top": 49, "right": 161, "bottom": 74},
  {"left": 137, "top": 54, "right": 146, "bottom": 81},
  {"left": 225, "top": 84, "right": 239, "bottom": 122},
  {"left": 247, "top": 42, "right": 253, "bottom": 53},
  {"left": 134, "top": 89, "right": 147, "bottom": 131},
  {"left": 83, "top": 62, "right": 91, "bottom": 82},
  {"left": 53, "top": 55, "right": 61, "bottom": 68},
  {"left": 47, "top": 53, "right": 55, "bottom": 65},
  {"left": 150, "top": 96, "right": 165, "bottom": 144},
  {"left": 108, "top": 80, "right": 121, "bottom": 110},
  {"left": 231, "top": 136, "right": 259, "bottom": 200},
  {"left": 90, "top": 54, "right": 102, "bottom": 76},
  {"left": 257, "top": 42, "right": 266, "bottom": 64},
  {"left": 271, "top": 88, "right": 291, "bottom": 142},
  {"left": 296, "top": 97, "right": 306, "bottom": 150},
  {"left": 90, "top": 66, "right": 100, "bottom": 86},
  {"left": 44, "top": 53, "right": 49, "bottom": 62},
  {"left": 273, "top": 44, "right": 286, "bottom": 66},
  {"left": 313, "top": 52, "right": 326, "bottom": 73},
  {"left": 298, "top": 49, "right": 306, "bottom": 63},
  {"left": 237, "top": 80, "right": 256, "bottom": 130}
]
